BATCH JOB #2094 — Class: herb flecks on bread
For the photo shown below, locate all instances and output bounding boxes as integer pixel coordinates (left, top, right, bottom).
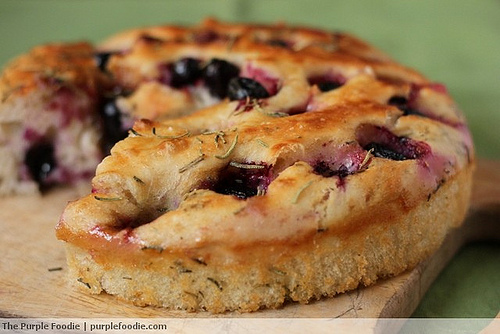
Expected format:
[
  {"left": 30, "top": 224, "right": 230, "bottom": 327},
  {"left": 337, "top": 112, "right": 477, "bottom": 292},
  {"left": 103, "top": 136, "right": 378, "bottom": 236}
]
[{"left": 30, "top": 18, "right": 474, "bottom": 313}]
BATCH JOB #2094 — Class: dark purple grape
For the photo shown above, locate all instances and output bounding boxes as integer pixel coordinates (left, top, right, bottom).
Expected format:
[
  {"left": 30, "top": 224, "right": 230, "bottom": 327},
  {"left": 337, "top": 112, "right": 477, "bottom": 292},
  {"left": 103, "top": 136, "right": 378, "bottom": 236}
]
[
  {"left": 99, "top": 97, "right": 129, "bottom": 154},
  {"left": 216, "top": 179, "right": 257, "bottom": 199},
  {"left": 364, "top": 142, "right": 407, "bottom": 161},
  {"left": 170, "top": 58, "right": 202, "bottom": 88},
  {"left": 388, "top": 96, "right": 424, "bottom": 117},
  {"left": 308, "top": 75, "right": 345, "bottom": 92},
  {"left": 227, "top": 77, "right": 270, "bottom": 101},
  {"left": 202, "top": 59, "right": 240, "bottom": 98},
  {"left": 24, "top": 142, "right": 56, "bottom": 188},
  {"left": 317, "top": 81, "right": 343, "bottom": 92},
  {"left": 94, "top": 52, "right": 114, "bottom": 72},
  {"left": 357, "top": 125, "right": 430, "bottom": 161},
  {"left": 312, "top": 161, "right": 350, "bottom": 178},
  {"left": 212, "top": 162, "right": 272, "bottom": 199}
]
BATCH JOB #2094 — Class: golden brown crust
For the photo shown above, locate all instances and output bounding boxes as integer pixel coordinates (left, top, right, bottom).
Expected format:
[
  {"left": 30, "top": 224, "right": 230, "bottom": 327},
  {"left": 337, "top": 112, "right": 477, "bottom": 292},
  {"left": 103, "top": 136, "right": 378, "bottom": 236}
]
[
  {"left": 0, "top": 18, "right": 428, "bottom": 195},
  {"left": 0, "top": 42, "right": 100, "bottom": 101},
  {"left": 48, "top": 19, "right": 474, "bottom": 312},
  {"left": 59, "top": 163, "right": 473, "bottom": 313}
]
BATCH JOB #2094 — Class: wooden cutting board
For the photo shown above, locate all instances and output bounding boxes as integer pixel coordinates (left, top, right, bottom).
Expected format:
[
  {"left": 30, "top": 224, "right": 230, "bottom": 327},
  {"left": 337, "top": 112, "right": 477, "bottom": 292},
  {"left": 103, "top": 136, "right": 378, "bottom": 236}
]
[{"left": 0, "top": 160, "right": 498, "bottom": 323}]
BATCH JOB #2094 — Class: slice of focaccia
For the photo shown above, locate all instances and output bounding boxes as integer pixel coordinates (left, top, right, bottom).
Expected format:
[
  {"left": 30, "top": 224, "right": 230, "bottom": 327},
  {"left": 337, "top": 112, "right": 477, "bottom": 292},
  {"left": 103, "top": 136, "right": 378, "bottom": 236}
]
[
  {"left": 54, "top": 19, "right": 474, "bottom": 313},
  {"left": 0, "top": 43, "right": 104, "bottom": 194}
]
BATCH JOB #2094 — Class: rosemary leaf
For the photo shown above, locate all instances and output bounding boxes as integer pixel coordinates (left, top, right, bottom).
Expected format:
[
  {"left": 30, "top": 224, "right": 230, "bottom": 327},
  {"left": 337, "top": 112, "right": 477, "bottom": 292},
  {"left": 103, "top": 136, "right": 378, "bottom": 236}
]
[
  {"left": 179, "top": 154, "right": 205, "bottom": 173},
  {"left": 359, "top": 148, "right": 374, "bottom": 170},
  {"left": 215, "top": 133, "right": 238, "bottom": 159},
  {"left": 141, "top": 245, "right": 164, "bottom": 253},
  {"left": 229, "top": 161, "right": 266, "bottom": 169},
  {"left": 292, "top": 181, "right": 313, "bottom": 204},
  {"left": 207, "top": 277, "right": 223, "bottom": 291},
  {"left": 192, "top": 257, "right": 207, "bottom": 266},
  {"left": 157, "top": 207, "right": 170, "bottom": 213},
  {"left": 233, "top": 206, "right": 246, "bottom": 215},
  {"left": 214, "top": 131, "right": 227, "bottom": 146},
  {"left": 265, "top": 111, "right": 289, "bottom": 118},
  {"left": 130, "top": 128, "right": 142, "bottom": 137},
  {"left": 94, "top": 195, "right": 123, "bottom": 202},
  {"left": 201, "top": 130, "right": 216, "bottom": 135},
  {"left": 77, "top": 278, "right": 91, "bottom": 289},
  {"left": 269, "top": 267, "right": 286, "bottom": 276},
  {"left": 178, "top": 267, "right": 193, "bottom": 274},
  {"left": 153, "top": 127, "right": 190, "bottom": 139},
  {"left": 133, "top": 176, "right": 145, "bottom": 184},
  {"left": 184, "top": 291, "right": 199, "bottom": 299},
  {"left": 255, "top": 138, "right": 269, "bottom": 148}
]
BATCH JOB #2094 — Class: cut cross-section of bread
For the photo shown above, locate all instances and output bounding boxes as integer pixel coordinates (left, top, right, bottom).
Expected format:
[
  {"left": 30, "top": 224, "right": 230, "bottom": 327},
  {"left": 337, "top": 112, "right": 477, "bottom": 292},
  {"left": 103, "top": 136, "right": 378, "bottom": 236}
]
[{"left": 49, "top": 19, "right": 474, "bottom": 313}]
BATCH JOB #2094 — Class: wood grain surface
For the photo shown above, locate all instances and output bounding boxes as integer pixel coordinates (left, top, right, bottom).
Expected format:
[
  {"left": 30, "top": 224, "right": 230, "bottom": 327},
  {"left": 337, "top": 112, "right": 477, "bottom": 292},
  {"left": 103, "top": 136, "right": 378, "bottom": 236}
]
[{"left": 0, "top": 160, "right": 498, "bottom": 323}]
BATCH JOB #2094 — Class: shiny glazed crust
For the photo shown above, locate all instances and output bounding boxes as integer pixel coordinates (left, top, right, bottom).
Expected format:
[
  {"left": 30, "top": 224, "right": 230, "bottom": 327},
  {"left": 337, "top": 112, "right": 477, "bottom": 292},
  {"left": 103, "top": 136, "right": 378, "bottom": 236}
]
[{"left": 54, "top": 19, "right": 475, "bottom": 313}]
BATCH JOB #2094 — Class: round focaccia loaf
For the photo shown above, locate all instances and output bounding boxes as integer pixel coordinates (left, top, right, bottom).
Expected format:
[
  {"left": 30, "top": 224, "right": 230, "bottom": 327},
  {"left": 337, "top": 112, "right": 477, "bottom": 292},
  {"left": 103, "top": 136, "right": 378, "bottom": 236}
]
[
  {"left": 0, "top": 18, "right": 428, "bottom": 195},
  {"left": 55, "top": 19, "right": 474, "bottom": 313}
]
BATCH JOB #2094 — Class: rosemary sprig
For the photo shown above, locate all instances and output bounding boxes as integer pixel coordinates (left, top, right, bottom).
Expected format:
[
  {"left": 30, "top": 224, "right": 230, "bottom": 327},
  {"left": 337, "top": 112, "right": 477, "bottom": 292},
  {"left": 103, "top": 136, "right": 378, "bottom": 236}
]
[
  {"left": 192, "top": 257, "right": 207, "bottom": 265},
  {"left": 214, "top": 131, "right": 227, "bottom": 147},
  {"left": 133, "top": 176, "right": 145, "bottom": 184},
  {"left": 184, "top": 291, "right": 199, "bottom": 299},
  {"left": 77, "top": 278, "right": 91, "bottom": 289},
  {"left": 255, "top": 138, "right": 269, "bottom": 148},
  {"left": 177, "top": 267, "right": 193, "bottom": 274},
  {"left": 152, "top": 127, "right": 190, "bottom": 139},
  {"left": 292, "top": 181, "right": 313, "bottom": 204},
  {"left": 93, "top": 195, "right": 123, "bottom": 202},
  {"left": 229, "top": 161, "right": 265, "bottom": 169},
  {"left": 178, "top": 154, "right": 205, "bottom": 173},
  {"left": 207, "top": 277, "right": 223, "bottom": 291},
  {"left": 269, "top": 267, "right": 286, "bottom": 276},
  {"left": 262, "top": 111, "right": 289, "bottom": 118},
  {"left": 201, "top": 130, "right": 217, "bottom": 135},
  {"left": 141, "top": 245, "right": 164, "bottom": 253},
  {"left": 233, "top": 97, "right": 264, "bottom": 116},
  {"left": 215, "top": 133, "right": 238, "bottom": 159},
  {"left": 130, "top": 128, "right": 142, "bottom": 137},
  {"left": 232, "top": 206, "right": 246, "bottom": 215},
  {"left": 359, "top": 148, "right": 374, "bottom": 170}
]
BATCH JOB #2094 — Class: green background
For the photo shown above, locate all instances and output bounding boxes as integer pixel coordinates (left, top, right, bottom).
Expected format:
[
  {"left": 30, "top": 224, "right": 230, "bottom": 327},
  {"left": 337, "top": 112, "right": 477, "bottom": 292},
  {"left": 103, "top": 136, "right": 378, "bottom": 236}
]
[{"left": 1, "top": 0, "right": 498, "bottom": 318}]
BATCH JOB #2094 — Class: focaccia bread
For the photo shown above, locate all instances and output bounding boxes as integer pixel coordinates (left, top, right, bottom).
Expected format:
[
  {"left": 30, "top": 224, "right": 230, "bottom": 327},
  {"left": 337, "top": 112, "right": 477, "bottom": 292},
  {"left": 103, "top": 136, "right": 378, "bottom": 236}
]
[
  {"left": 0, "top": 18, "right": 424, "bottom": 195},
  {"left": 55, "top": 19, "right": 474, "bottom": 313}
]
